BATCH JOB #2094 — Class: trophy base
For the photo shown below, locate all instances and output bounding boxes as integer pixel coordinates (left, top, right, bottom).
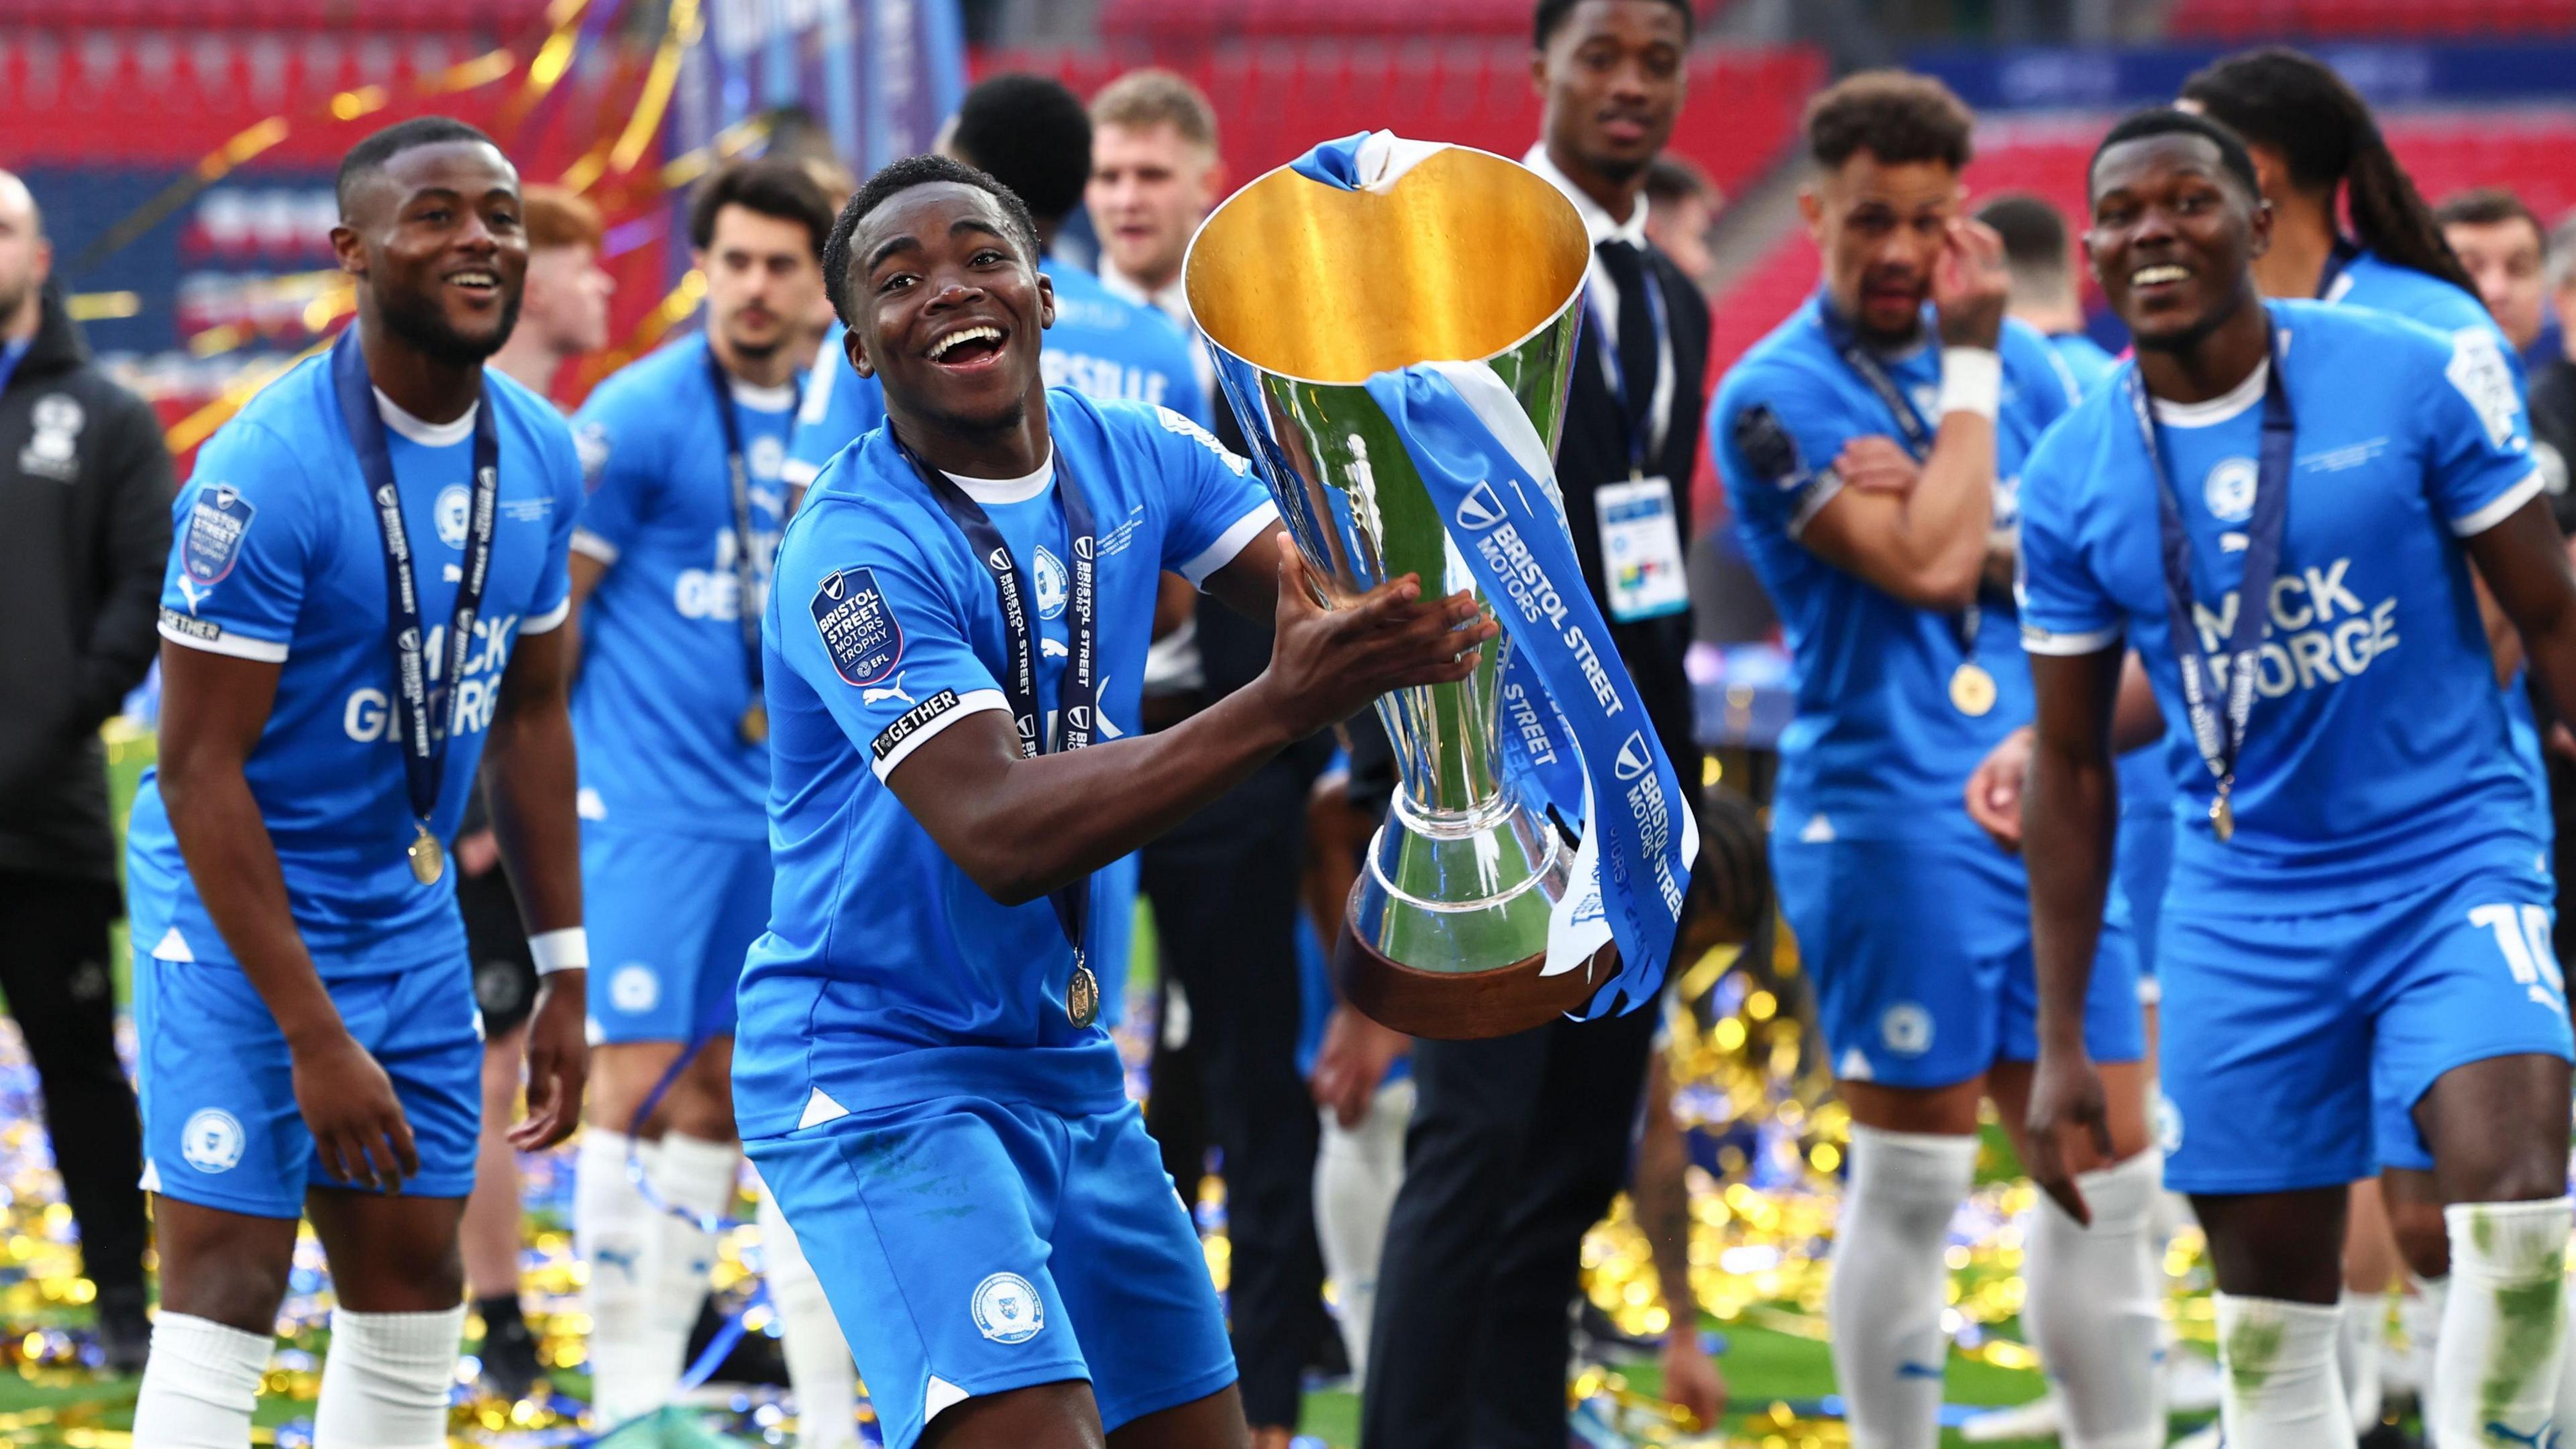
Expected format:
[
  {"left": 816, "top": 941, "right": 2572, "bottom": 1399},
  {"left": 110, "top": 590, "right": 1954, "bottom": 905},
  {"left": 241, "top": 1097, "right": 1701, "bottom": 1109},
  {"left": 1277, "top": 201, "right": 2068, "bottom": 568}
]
[{"left": 1334, "top": 914, "right": 1617, "bottom": 1040}]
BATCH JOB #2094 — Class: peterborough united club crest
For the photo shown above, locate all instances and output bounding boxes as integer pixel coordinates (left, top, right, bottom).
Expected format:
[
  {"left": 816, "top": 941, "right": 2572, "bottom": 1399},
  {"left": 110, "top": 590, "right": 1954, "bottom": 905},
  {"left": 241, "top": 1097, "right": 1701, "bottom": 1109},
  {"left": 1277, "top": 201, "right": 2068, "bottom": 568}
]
[{"left": 970, "top": 1272, "right": 1044, "bottom": 1344}]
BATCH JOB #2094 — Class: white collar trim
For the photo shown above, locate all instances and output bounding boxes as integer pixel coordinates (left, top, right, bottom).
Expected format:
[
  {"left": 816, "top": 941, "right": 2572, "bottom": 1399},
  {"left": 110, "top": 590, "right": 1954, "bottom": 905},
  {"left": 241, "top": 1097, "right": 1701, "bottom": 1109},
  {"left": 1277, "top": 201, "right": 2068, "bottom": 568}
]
[
  {"left": 1521, "top": 142, "right": 1650, "bottom": 249},
  {"left": 730, "top": 378, "right": 798, "bottom": 412},
  {"left": 373, "top": 387, "right": 476, "bottom": 447},
  {"left": 940, "top": 449, "right": 1055, "bottom": 505},
  {"left": 2149, "top": 358, "right": 2268, "bottom": 429}
]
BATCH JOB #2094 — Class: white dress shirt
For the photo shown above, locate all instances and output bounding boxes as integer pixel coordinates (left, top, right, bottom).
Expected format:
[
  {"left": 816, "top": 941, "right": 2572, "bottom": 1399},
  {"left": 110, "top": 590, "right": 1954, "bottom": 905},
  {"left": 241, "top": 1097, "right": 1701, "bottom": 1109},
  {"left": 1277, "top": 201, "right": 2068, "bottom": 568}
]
[{"left": 1522, "top": 142, "right": 1677, "bottom": 462}]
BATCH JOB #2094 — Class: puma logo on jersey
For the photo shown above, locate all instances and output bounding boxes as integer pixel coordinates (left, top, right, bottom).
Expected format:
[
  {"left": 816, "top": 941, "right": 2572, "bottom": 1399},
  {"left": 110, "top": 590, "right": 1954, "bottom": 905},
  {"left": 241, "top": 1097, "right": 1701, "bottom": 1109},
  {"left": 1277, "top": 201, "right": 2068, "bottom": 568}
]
[{"left": 863, "top": 673, "right": 915, "bottom": 707}]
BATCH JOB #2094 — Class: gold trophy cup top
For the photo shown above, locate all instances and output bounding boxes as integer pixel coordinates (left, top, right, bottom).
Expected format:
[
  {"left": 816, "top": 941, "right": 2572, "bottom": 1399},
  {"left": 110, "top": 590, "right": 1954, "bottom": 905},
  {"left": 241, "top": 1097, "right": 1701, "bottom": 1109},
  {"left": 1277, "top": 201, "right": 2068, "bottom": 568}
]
[{"left": 1186, "top": 143, "right": 1592, "bottom": 384}]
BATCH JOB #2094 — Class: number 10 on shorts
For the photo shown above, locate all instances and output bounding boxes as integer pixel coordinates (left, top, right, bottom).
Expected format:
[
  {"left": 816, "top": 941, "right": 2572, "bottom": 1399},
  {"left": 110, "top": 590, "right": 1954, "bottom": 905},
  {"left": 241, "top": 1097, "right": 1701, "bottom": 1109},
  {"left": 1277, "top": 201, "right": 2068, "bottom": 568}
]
[{"left": 2469, "top": 903, "right": 2567, "bottom": 1006}]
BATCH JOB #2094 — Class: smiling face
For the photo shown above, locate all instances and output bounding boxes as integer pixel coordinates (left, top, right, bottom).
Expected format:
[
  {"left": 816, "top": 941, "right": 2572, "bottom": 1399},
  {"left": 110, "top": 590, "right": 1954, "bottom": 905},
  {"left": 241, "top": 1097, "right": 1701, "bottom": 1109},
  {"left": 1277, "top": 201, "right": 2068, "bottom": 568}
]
[
  {"left": 843, "top": 181, "right": 1056, "bottom": 437},
  {"left": 1803, "top": 150, "right": 1960, "bottom": 345},
  {"left": 2086, "top": 130, "right": 2271, "bottom": 353},
  {"left": 1535, "top": 0, "right": 1687, "bottom": 190},
  {"left": 334, "top": 139, "right": 527, "bottom": 366}
]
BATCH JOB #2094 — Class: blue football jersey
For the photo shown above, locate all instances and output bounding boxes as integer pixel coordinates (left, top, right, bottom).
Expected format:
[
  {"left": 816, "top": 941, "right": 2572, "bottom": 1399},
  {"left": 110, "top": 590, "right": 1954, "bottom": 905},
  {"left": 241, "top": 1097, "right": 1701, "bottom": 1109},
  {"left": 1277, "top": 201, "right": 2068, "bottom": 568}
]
[
  {"left": 129, "top": 358, "right": 582, "bottom": 973},
  {"left": 2019, "top": 301, "right": 2543, "bottom": 910},
  {"left": 568, "top": 334, "right": 795, "bottom": 840},
  {"left": 735, "top": 390, "right": 1277, "bottom": 1135},
  {"left": 783, "top": 262, "right": 1208, "bottom": 489},
  {"left": 2047, "top": 331, "right": 2121, "bottom": 401},
  {"left": 1711, "top": 299, "right": 2078, "bottom": 840},
  {"left": 2322, "top": 246, "right": 2551, "bottom": 841}
]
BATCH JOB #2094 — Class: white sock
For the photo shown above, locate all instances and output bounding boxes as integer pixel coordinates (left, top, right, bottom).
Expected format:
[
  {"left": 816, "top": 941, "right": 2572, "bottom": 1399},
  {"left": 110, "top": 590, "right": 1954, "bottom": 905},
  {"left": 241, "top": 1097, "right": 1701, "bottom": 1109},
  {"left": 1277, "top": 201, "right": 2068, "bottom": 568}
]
[
  {"left": 2433, "top": 1197, "right": 2571, "bottom": 1449},
  {"left": 753, "top": 1179, "right": 859, "bottom": 1449},
  {"left": 576, "top": 1128, "right": 672, "bottom": 1426},
  {"left": 2408, "top": 1275, "right": 2450, "bottom": 1448},
  {"left": 651, "top": 1131, "right": 738, "bottom": 1342},
  {"left": 133, "top": 1312, "right": 272, "bottom": 1448},
  {"left": 313, "top": 1304, "right": 468, "bottom": 1449},
  {"left": 2214, "top": 1293, "right": 2349, "bottom": 1449},
  {"left": 2025, "top": 1150, "right": 2166, "bottom": 1449},
  {"left": 2339, "top": 1289, "right": 2385, "bottom": 1433},
  {"left": 2551, "top": 1279, "right": 2576, "bottom": 1443},
  {"left": 1313, "top": 1079, "right": 1412, "bottom": 1395},
  {"left": 1829, "top": 1124, "right": 1978, "bottom": 1449}
]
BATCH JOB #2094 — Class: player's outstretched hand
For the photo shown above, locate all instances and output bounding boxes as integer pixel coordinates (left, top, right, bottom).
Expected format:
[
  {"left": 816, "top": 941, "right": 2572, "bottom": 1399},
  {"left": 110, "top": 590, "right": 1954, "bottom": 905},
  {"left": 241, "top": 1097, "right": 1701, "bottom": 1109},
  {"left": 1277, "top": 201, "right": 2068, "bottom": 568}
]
[
  {"left": 2023, "top": 1045, "right": 2115, "bottom": 1226},
  {"left": 1257, "top": 533, "right": 1498, "bottom": 741},
  {"left": 513, "top": 969, "right": 589, "bottom": 1151},
  {"left": 290, "top": 1028, "right": 419, "bottom": 1193},
  {"left": 1933, "top": 217, "right": 2010, "bottom": 351},
  {"left": 1834, "top": 435, "right": 1921, "bottom": 496},
  {"left": 1964, "top": 724, "right": 2034, "bottom": 851}
]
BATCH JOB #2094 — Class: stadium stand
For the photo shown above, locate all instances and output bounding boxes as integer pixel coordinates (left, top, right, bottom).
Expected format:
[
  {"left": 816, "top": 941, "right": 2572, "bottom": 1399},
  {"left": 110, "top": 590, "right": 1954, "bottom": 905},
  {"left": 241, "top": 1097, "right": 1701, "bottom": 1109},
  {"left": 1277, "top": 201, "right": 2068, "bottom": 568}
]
[{"left": 2167, "top": 0, "right": 2576, "bottom": 40}]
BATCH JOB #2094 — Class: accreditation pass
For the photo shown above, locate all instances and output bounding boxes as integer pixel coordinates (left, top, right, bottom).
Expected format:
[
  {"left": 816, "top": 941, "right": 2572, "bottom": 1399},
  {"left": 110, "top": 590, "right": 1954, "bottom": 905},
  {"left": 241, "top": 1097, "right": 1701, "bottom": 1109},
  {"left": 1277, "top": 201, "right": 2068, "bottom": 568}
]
[{"left": 1597, "top": 474, "right": 1689, "bottom": 623}]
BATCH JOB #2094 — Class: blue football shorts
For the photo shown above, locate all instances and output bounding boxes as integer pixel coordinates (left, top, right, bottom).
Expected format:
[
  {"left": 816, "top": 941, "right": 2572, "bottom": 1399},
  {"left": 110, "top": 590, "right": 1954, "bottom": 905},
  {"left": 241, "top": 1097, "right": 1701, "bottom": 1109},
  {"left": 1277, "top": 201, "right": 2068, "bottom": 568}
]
[
  {"left": 2159, "top": 867, "right": 2573, "bottom": 1193},
  {"left": 583, "top": 822, "right": 769, "bottom": 1045},
  {"left": 136, "top": 945, "right": 482, "bottom": 1218},
  {"left": 745, "top": 1095, "right": 1236, "bottom": 1449},
  {"left": 1772, "top": 833, "right": 2145, "bottom": 1089}
]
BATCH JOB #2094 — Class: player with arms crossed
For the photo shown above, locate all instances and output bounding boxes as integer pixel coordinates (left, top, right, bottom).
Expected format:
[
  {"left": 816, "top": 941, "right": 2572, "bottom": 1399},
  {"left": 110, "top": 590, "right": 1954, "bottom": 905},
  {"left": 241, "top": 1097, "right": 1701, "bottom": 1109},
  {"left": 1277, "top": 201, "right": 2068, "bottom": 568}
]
[
  {"left": 1710, "top": 72, "right": 2160, "bottom": 1449},
  {"left": 2019, "top": 109, "right": 2576, "bottom": 1449},
  {"left": 127, "top": 116, "right": 589, "bottom": 1448},
  {"left": 737, "top": 155, "right": 1493, "bottom": 1449}
]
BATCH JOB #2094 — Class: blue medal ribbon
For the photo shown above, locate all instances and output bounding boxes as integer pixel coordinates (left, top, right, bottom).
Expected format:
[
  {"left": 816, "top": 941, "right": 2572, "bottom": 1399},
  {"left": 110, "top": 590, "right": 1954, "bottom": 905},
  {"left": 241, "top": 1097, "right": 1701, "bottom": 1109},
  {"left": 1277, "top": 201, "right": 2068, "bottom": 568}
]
[
  {"left": 702, "top": 346, "right": 796, "bottom": 708},
  {"left": 890, "top": 427, "right": 1100, "bottom": 985},
  {"left": 331, "top": 328, "right": 500, "bottom": 851},
  {"left": 2124, "top": 317, "right": 2295, "bottom": 841}
]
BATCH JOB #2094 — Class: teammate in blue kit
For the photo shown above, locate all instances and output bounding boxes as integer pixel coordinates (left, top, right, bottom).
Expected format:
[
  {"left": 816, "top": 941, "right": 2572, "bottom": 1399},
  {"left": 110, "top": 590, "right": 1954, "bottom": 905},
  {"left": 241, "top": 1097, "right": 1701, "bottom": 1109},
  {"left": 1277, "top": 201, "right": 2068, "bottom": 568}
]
[
  {"left": 126, "top": 117, "right": 590, "bottom": 1448},
  {"left": 781, "top": 76, "right": 1205, "bottom": 500},
  {"left": 1711, "top": 73, "right": 2160, "bottom": 1449},
  {"left": 561, "top": 158, "right": 857, "bottom": 1440},
  {"left": 737, "top": 155, "right": 1491, "bottom": 1449},
  {"left": 2019, "top": 110, "right": 2576, "bottom": 1449}
]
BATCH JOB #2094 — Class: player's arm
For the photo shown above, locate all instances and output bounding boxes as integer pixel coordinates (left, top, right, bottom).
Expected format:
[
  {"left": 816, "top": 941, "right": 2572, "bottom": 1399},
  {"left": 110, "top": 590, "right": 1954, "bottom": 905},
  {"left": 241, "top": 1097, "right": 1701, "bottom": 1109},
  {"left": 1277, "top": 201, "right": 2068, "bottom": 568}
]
[
  {"left": 890, "top": 537, "right": 1491, "bottom": 907},
  {"left": 1203, "top": 519, "right": 1290, "bottom": 621},
  {"left": 2467, "top": 498, "right": 2576, "bottom": 712},
  {"left": 1792, "top": 221, "right": 2014, "bottom": 610},
  {"left": 1964, "top": 652, "right": 2158, "bottom": 851},
  {"left": 1634, "top": 1051, "right": 1725, "bottom": 1427},
  {"left": 480, "top": 621, "right": 587, "bottom": 1149},
  {"left": 2019, "top": 642, "right": 2123, "bottom": 1225},
  {"left": 157, "top": 646, "right": 419, "bottom": 1191}
]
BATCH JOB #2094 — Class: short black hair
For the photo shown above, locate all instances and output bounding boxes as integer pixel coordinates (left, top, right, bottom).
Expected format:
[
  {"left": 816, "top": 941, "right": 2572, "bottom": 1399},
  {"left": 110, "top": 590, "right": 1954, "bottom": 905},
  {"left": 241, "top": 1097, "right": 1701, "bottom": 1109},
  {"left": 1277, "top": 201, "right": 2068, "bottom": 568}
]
[
  {"left": 821, "top": 154, "right": 1042, "bottom": 327},
  {"left": 336, "top": 116, "right": 501, "bottom": 216},
  {"left": 1534, "top": 0, "right": 1695, "bottom": 48},
  {"left": 687, "top": 157, "right": 836, "bottom": 260},
  {"left": 2088, "top": 107, "right": 2262, "bottom": 203},
  {"left": 1977, "top": 193, "right": 2072, "bottom": 275},
  {"left": 949, "top": 74, "right": 1092, "bottom": 227},
  {"left": 1805, "top": 70, "right": 1974, "bottom": 172}
]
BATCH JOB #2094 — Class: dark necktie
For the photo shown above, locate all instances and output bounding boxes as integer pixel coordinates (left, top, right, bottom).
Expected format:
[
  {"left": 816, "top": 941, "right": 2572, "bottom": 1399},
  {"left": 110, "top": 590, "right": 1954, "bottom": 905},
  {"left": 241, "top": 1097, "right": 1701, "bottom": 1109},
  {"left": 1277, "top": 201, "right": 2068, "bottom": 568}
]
[{"left": 1594, "top": 237, "right": 1660, "bottom": 455}]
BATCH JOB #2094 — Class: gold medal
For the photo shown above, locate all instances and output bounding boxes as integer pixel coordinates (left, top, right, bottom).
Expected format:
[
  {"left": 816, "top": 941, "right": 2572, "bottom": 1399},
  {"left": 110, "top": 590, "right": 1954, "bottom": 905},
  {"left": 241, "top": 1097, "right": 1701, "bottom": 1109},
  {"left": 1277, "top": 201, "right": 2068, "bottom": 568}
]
[
  {"left": 408, "top": 822, "right": 445, "bottom": 885},
  {"left": 2210, "top": 792, "right": 2235, "bottom": 843},
  {"left": 1067, "top": 960, "right": 1100, "bottom": 1029},
  {"left": 739, "top": 701, "right": 769, "bottom": 746},
  {"left": 1949, "top": 661, "right": 1998, "bottom": 717}
]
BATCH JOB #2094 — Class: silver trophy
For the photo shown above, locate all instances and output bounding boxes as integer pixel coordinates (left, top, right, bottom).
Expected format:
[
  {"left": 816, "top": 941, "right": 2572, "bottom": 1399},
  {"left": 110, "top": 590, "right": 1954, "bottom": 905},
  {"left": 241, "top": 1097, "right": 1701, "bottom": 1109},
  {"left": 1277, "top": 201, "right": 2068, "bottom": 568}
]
[{"left": 1185, "top": 140, "right": 1610, "bottom": 1039}]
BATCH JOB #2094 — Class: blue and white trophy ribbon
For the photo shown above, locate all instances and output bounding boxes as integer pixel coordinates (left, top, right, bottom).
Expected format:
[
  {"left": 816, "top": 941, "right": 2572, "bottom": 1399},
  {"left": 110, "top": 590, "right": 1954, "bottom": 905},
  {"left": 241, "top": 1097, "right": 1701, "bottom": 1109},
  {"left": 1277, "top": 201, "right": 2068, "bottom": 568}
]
[{"left": 1188, "top": 129, "right": 1697, "bottom": 1033}]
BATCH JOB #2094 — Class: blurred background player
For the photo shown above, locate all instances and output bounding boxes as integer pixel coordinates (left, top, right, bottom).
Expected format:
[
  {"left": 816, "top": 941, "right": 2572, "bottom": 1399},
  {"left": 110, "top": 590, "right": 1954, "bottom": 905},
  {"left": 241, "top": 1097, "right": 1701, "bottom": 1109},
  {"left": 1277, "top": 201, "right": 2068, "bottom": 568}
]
[
  {"left": 2020, "top": 107, "right": 2576, "bottom": 1449},
  {"left": 0, "top": 166, "right": 171, "bottom": 1376},
  {"left": 1086, "top": 68, "right": 1226, "bottom": 394},
  {"left": 562, "top": 156, "right": 856, "bottom": 1444},
  {"left": 1710, "top": 71, "right": 2162, "bottom": 1449},
  {"left": 451, "top": 179, "right": 614, "bottom": 1404},
  {"left": 2438, "top": 189, "right": 2552, "bottom": 369},
  {"left": 126, "top": 116, "right": 590, "bottom": 1449},
  {"left": 1361, "top": 4, "right": 1714, "bottom": 1446},
  {"left": 486, "top": 184, "right": 614, "bottom": 400}
]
